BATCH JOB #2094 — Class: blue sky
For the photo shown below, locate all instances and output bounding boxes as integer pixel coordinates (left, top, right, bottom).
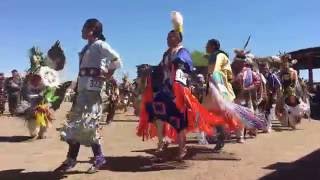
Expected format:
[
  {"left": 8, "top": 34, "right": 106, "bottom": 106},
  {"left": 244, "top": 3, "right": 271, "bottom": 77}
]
[{"left": 0, "top": 0, "right": 319, "bottom": 81}]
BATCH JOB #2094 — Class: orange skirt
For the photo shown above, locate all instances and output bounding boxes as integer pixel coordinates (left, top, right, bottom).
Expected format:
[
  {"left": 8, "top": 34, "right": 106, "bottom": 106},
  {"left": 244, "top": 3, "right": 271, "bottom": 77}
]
[{"left": 136, "top": 79, "right": 241, "bottom": 141}]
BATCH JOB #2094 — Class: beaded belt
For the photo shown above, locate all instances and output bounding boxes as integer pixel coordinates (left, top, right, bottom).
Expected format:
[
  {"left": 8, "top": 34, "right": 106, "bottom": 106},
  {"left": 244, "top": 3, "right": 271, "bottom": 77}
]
[{"left": 79, "top": 68, "right": 105, "bottom": 77}]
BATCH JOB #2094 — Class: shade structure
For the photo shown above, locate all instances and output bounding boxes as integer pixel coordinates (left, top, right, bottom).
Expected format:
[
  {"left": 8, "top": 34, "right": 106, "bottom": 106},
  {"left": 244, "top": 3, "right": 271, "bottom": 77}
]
[{"left": 289, "top": 47, "right": 320, "bottom": 84}]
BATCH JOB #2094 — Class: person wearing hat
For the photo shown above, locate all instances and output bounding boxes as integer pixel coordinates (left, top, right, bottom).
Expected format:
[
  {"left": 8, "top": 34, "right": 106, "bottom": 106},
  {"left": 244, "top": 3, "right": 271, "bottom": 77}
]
[
  {"left": 234, "top": 55, "right": 262, "bottom": 110},
  {"left": 155, "top": 11, "right": 193, "bottom": 159},
  {"left": 275, "top": 53, "right": 308, "bottom": 129},
  {"left": 136, "top": 11, "right": 241, "bottom": 160},
  {"left": 5, "top": 69, "right": 22, "bottom": 115},
  {"left": 258, "top": 62, "right": 281, "bottom": 132},
  {"left": 137, "top": 11, "right": 196, "bottom": 160},
  {"left": 276, "top": 54, "right": 299, "bottom": 115},
  {"left": 233, "top": 52, "right": 265, "bottom": 140}
]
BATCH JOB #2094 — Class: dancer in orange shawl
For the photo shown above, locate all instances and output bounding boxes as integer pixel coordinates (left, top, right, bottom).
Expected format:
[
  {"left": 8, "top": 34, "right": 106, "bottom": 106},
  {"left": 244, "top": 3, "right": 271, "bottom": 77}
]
[{"left": 136, "top": 11, "right": 240, "bottom": 160}]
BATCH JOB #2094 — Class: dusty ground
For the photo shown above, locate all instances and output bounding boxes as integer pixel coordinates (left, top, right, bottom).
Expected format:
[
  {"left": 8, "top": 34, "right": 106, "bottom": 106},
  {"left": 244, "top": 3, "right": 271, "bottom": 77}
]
[{"left": 0, "top": 102, "right": 319, "bottom": 180}]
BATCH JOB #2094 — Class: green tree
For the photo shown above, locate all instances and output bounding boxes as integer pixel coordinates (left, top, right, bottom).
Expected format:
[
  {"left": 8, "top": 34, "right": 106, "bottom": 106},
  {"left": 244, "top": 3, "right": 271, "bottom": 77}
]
[{"left": 191, "top": 50, "right": 208, "bottom": 67}]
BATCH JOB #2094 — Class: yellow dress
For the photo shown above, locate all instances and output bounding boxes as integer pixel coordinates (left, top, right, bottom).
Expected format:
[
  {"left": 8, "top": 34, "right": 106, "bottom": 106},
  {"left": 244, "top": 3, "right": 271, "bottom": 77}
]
[{"left": 208, "top": 53, "right": 235, "bottom": 101}]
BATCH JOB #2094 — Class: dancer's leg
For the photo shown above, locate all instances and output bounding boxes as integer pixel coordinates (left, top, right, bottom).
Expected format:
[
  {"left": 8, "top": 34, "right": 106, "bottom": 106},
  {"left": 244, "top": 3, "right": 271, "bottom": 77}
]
[
  {"left": 8, "top": 96, "right": 16, "bottom": 115},
  {"left": 106, "top": 101, "right": 116, "bottom": 124},
  {"left": 87, "top": 143, "right": 106, "bottom": 173},
  {"left": 155, "top": 119, "right": 168, "bottom": 152},
  {"left": 177, "top": 129, "right": 187, "bottom": 160},
  {"left": 91, "top": 143, "right": 104, "bottom": 157},
  {"left": 213, "top": 125, "right": 225, "bottom": 151},
  {"left": 236, "top": 128, "right": 245, "bottom": 143},
  {"left": 67, "top": 142, "right": 80, "bottom": 160},
  {"left": 55, "top": 142, "right": 79, "bottom": 172},
  {"left": 155, "top": 120, "right": 164, "bottom": 141},
  {"left": 264, "top": 95, "right": 273, "bottom": 133},
  {"left": 38, "top": 126, "right": 47, "bottom": 139},
  {"left": 198, "top": 131, "right": 209, "bottom": 145}
]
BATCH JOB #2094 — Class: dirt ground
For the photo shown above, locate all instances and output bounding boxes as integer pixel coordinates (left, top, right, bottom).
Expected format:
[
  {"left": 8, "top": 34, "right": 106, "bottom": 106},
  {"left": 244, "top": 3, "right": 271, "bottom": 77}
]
[{"left": 0, "top": 102, "right": 319, "bottom": 180}]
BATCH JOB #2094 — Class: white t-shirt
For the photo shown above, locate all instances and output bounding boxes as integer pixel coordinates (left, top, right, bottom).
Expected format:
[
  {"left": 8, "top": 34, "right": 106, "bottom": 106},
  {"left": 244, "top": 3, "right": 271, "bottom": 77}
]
[{"left": 78, "top": 40, "right": 122, "bottom": 92}]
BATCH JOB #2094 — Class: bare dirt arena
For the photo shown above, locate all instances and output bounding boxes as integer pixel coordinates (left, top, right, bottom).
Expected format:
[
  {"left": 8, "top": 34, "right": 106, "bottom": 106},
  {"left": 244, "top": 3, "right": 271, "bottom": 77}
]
[{"left": 0, "top": 102, "right": 319, "bottom": 180}]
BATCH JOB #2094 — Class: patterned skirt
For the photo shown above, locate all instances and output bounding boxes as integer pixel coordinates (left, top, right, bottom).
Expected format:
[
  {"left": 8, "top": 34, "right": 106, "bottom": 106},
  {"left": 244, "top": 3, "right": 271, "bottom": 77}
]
[{"left": 60, "top": 90, "right": 103, "bottom": 146}]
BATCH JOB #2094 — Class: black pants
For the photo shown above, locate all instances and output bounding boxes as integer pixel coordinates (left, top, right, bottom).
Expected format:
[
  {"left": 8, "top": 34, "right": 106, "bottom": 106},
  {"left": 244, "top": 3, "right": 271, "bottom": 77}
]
[
  {"left": 106, "top": 100, "right": 116, "bottom": 122},
  {"left": 215, "top": 125, "right": 225, "bottom": 142},
  {"left": 67, "top": 142, "right": 103, "bottom": 160},
  {"left": 8, "top": 94, "right": 20, "bottom": 115},
  {"left": 0, "top": 102, "right": 4, "bottom": 113}
]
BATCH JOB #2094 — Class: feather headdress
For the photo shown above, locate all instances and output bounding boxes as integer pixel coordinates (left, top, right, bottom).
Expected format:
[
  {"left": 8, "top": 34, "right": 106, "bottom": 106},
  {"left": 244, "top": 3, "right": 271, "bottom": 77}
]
[
  {"left": 47, "top": 40, "right": 66, "bottom": 71},
  {"left": 278, "top": 51, "right": 298, "bottom": 65},
  {"left": 233, "top": 35, "right": 252, "bottom": 60},
  {"left": 28, "top": 41, "right": 66, "bottom": 73},
  {"left": 171, "top": 11, "right": 183, "bottom": 33}
]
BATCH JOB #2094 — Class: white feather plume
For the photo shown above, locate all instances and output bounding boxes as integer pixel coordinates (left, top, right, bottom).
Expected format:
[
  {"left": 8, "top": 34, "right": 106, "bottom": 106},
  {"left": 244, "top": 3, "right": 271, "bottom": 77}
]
[
  {"left": 171, "top": 11, "right": 183, "bottom": 33},
  {"left": 291, "top": 59, "right": 298, "bottom": 64},
  {"left": 246, "top": 53, "right": 255, "bottom": 60},
  {"left": 271, "top": 56, "right": 281, "bottom": 62}
]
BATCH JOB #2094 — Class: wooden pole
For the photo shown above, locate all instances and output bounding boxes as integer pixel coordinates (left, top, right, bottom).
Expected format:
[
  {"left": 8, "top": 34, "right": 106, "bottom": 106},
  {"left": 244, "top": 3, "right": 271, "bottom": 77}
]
[
  {"left": 307, "top": 57, "right": 313, "bottom": 84},
  {"left": 308, "top": 68, "right": 313, "bottom": 84}
]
